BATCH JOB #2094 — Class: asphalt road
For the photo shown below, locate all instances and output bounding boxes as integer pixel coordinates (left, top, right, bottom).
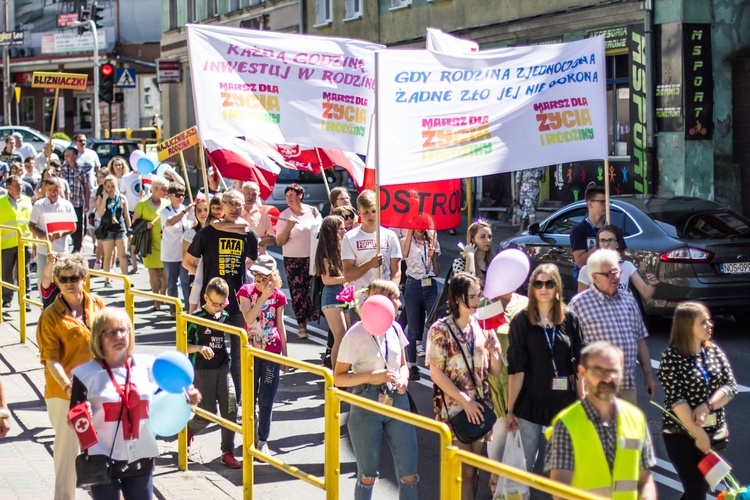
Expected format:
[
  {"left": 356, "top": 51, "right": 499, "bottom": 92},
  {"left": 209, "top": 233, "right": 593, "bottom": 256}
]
[{"left": 26, "top": 236, "right": 745, "bottom": 499}]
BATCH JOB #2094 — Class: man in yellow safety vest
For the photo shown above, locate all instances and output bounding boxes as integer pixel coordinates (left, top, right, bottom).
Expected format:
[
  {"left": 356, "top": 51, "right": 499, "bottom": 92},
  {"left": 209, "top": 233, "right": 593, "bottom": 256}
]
[{"left": 545, "top": 341, "right": 657, "bottom": 500}]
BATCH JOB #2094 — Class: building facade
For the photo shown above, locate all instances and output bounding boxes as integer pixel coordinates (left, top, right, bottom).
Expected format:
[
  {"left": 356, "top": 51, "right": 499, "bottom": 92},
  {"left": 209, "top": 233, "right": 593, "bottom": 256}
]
[{"left": 1, "top": 0, "right": 162, "bottom": 138}]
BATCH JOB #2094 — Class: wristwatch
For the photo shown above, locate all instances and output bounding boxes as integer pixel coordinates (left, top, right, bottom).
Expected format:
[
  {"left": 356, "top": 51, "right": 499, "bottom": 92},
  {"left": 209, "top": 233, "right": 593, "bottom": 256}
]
[
  {"left": 0, "top": 408, "right": 10, "bottom": 419},
  {"left": 507, "top": 408, "right": 514, "bottom": 415}
]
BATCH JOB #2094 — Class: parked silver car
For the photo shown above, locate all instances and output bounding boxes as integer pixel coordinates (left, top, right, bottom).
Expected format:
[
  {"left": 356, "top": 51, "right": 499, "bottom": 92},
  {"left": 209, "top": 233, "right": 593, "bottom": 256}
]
[
  {"left": 0, "top": 126, "right": 69, "bottom": 156},
  {"left": 500, "top": 195, "right": 750, "bottom": 319}
]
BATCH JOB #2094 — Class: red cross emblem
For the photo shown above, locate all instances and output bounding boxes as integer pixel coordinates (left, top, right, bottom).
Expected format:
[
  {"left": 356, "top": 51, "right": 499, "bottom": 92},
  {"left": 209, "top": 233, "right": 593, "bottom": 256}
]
[{"left": 102, "top": 390, "right": 150, "bottom": 440}]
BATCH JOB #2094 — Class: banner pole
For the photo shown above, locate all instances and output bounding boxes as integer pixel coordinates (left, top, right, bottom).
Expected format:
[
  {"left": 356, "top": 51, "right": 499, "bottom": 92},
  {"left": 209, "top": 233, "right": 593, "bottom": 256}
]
[
  {"left": 198, "top": 141, "right": 210, "bottom": 200},
  {"left": 178, "top": 151, "right": 194, "bottom": 202},
  {"left": 315, "top": 148, "right": 332, "bottom": 199},
  {"left": 46, "top": 88, "right": 60, "bottom": 163},
  {"left": 604, "top": 158, "right": 611, "bottom": 224},
  {"left": 374, "top": 52, "right": 382, "bottom": 279}
]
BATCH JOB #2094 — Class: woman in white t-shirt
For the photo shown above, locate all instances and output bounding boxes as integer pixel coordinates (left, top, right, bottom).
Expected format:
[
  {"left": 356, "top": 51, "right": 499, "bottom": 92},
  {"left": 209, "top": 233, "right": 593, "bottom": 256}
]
[
  {"left": 160, "top": 182, "right": 194, "bottom": 314},
  {"left": 577, "top": 225, "right": 659, "bottom": 299},
  {"left": 334, "top": 280, "right": 418, "bottom": 500},
  {"left": 275, "top": 183, "right": 322, "bottom": 339}
]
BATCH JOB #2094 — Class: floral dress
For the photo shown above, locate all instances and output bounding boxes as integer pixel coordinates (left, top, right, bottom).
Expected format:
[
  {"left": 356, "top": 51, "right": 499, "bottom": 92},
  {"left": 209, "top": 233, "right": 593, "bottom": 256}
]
[
  {"left": 518, "top": 167, "right": 544, "bottom": 219},
  {"left": 427, "top": 316, "right": 499, "bottom": 424}
]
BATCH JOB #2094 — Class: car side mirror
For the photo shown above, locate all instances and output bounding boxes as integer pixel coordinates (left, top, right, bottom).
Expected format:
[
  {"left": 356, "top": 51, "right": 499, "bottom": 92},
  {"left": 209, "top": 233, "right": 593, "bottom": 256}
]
[{"left": 528, "top": 223, "right": 540, "bottom": 235}]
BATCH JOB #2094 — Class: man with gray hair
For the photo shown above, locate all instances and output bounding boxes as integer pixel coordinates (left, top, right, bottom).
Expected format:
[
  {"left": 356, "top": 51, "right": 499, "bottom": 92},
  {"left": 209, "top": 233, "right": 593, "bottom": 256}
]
[
  {"left": 241, "top": 181, "right": 275, "bottom": 255},
  {"left": 568, "top": 248, "right": 657, "bottom": 404}
]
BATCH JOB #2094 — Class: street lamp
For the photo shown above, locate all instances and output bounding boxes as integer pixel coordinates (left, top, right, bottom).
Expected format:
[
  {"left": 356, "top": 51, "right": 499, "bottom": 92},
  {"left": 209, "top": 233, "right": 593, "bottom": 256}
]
[{"left": 70, "top": 18, "right": 101, "bottom": 139}]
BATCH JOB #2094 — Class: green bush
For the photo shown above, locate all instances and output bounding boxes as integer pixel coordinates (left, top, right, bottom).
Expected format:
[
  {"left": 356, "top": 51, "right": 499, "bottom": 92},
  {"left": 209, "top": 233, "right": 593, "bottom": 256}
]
[{"left": 51, "top": 132, "right": 71, "bottom": 142}]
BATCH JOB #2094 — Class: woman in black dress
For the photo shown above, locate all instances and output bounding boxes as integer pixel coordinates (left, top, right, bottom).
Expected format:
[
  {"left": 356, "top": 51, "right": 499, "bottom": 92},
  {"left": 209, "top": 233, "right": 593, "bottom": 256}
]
[{"left": 506, "top": 263, "right": 586, "bottom": 471}]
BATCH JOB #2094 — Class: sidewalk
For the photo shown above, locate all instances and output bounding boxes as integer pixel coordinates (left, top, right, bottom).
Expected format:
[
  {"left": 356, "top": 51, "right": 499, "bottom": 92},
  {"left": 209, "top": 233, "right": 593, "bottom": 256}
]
[{"left": 0, "top": 317, "right": 237, "bottom": 499}]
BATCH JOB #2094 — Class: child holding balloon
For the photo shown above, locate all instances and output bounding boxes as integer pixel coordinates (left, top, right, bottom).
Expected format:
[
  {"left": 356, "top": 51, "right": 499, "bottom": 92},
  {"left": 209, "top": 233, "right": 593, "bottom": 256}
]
[
  {"left": 185, "top": 277, "right": 242, "bottom": 469},
  {"left": 237, "top": 255, "right": 289, "bottom": 457},
  {"left": 334, "top": 280, "right": 419, "bottom": 500}
]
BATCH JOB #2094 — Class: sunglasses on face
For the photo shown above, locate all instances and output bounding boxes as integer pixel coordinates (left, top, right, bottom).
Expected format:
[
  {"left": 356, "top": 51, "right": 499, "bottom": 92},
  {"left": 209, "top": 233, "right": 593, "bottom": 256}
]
[
  {"left": 172, "top": 192, "right": 185, "bottom": 198},
  {"left": 58, "top": 275, "right": 83, "bottom": 284},
  {"left": 342, "top": 213, "right": 355, "bottom": 220},
  {"left": 595, "top": 269, "right": 622, "bottom": 279},
  {"left": 532, "top": 280, "right": 556, "bottom": 290}
]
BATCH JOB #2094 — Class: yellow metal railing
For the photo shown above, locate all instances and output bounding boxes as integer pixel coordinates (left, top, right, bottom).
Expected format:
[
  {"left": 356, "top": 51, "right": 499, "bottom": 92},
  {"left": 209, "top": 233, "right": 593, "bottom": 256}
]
[{"left": 0, "top": 225, "right": 28, "bottom": 341}]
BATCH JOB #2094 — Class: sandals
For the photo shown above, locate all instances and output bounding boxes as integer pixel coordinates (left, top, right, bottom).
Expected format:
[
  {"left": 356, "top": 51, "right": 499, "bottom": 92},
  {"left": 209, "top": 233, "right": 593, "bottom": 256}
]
[{"left": 297, "top": 324, "right": 307, "bottom": 339}]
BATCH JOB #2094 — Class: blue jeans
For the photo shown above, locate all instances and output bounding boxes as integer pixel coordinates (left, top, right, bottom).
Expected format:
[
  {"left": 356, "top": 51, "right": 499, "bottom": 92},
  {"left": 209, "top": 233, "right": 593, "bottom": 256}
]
[
  {"left": 254, "top": 357, "right": 280, "bottom": 442},
  {"left": 517, "top": 417, "right": 544, "bottom": 472},
  {"left": 348, "top": 384, "right": 419, "bottom": 500},
  {"left": 403, "top": 276, "right": 438, "bottom": 363},
  {"left": 226, "top": 313, "right": 244, "bottom": 403},
  {"left": 90, "top": 470, "right": 153, "bottom": 500},
  {"left": 164, "top": 260, "right": 190, "bottom": 310}
]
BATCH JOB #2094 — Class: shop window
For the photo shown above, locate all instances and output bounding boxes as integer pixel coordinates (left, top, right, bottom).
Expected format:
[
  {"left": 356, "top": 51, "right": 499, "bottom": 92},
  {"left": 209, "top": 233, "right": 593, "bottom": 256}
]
[
  {"left": 168, "top": 0, "right": 178, "bottom": 29},
  {"left": 606, "top": 54, "right": 630, "bottom": 156},
  {"left": 187, "top": 0, "right": 196, "bottom": 23},
  {"left": 207, "top": 0, "right": 218, "bottom": 17},
  {"left": 315, "top": 0, "right": 332, "bottom": 26},
  {"left": 227, "top": 0, "right": 241, "bottom": 12},
  {"left": 76, "top": 96, "right": 93, "bottom": 132},
  {"left": 21, "top": 97, "right": 34, "bottom": 123}
]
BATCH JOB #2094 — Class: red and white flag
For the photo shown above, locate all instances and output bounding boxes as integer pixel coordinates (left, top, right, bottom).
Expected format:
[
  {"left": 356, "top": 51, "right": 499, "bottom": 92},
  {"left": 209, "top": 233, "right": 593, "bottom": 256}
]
[
  {"left": 698, "top": 451, "right": 732, "bottom": 491},
  {"left": 44, "top": 212, "right": 77, "bottom": 234},
  {"left": 475, "top": 300, "right": 507, "bottom": 330},
  {"left": 204, "top": 137, "right": 282, "bottom": 200},
  {"left": 425, "top": 28, "right": 479, "bottom": 53}
]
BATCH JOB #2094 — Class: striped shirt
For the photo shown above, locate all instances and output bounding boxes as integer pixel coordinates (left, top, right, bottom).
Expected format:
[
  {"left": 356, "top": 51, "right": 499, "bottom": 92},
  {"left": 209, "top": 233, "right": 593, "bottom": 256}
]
[{"left": 567, "top": 286, "right": 648, "bottom": 390}]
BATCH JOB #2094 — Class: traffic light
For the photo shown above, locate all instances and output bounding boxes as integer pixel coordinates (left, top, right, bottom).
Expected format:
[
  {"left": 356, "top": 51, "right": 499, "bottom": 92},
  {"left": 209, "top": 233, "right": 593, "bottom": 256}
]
[
  {"left": 99, "top": 63, "right": 115, "bottom": 103},
  {"left": 77, "top": 4, "right": 91, "bottom": 36},
  {"left": 91, "top": 2, "right": 104, "bottom": 29}
]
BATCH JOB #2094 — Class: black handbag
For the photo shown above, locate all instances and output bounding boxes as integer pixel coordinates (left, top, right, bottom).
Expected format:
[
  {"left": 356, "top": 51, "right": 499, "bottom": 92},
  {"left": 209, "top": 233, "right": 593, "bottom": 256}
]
[
  {"left": 74, "top": 370, "right": 126, "bottom": 488},
  {"left": 310, "top": 275, "right": 324, "bottom": 314},
  {"left": 441, "top": 320, "right": 497, "bottom": 444}
]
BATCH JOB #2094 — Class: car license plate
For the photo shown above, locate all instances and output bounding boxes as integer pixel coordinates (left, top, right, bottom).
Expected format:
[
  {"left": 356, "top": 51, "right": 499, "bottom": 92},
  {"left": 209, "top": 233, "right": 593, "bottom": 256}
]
[{"left": 721, "top": 262, "right": 750, "bottom": 274}]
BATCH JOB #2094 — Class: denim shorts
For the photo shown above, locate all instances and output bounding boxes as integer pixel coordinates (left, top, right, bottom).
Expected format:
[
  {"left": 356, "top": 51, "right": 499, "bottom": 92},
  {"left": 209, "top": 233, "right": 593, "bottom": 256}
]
[{"left": 321, "top": 283, "right": 345, "bottom": 310}]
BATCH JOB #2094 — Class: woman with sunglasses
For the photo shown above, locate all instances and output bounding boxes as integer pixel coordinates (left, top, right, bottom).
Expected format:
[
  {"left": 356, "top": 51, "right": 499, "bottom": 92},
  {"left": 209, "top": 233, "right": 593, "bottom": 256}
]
[
  {"left": 132, "top": 177, "right": 169, "bottom": 311},
  {"left": 315, "top": 215, "right": 349, "bottom": 368},
  {"left": 452, "top": 220, "right": 493, "bottom": 282},
  {"left": 91, "top": 167, "right": 110, "bottom": 270},
  {"left": 35, "top": 254, "right": 105, "bottom": 500},
  {"left": 94, "top": 174, "right": 131, "bottom": 286},
  {"left": 184, "top": 196, "right": 209, "bottom": 312},
  {"left": 237, "top": 255, "right": 288, "bottom": 456},
  {"left": 332, "top": 204, "right": 358, "bottom": 231},
  {"left": 160, "top": 182, "right": 194, "bottom": 314},
  {"left": 506, "top": 263, "right": 586, "bottom": 472},
  {"left": 577, "top": 225, "right": 659, "bottom": 299}
]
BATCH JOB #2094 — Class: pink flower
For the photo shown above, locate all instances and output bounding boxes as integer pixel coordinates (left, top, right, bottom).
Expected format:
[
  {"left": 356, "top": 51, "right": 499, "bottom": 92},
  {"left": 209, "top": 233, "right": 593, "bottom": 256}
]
[{"left": 336, "top": 285, "right": 355, "bottom": 304}]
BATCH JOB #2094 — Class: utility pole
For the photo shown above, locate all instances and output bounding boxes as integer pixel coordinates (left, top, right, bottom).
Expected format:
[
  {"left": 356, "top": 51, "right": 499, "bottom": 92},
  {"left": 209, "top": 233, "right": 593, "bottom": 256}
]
[
  {"left": 72, "top": 3, "right": 100, "bottom": 138},
  {"left": 3, "top": 0, "right": 11, "bottom": 126}
]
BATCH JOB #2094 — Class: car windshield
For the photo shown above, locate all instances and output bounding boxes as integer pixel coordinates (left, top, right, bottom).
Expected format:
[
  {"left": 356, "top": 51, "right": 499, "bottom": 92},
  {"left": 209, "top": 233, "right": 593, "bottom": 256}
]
[
  {"left": 277, "top": 168, "right": 323, "bottom": 184},
  {"left": 638, "top": 198, "right": 750, "bottom": 240}
]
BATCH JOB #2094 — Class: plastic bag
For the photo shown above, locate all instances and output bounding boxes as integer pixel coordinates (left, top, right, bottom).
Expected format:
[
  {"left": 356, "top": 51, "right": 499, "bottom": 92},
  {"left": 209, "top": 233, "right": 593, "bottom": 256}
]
[{"left": 495, "top": 430, "right": 530, "bottom": 500}]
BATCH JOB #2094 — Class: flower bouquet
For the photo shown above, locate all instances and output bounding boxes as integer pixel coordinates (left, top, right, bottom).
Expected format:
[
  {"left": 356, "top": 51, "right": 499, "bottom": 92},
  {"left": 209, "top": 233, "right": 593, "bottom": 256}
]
[
  {"left": 335, "top": 284, "right": 356, "bottom": 309},
  {"left": 651, "top": 402, "right": 746, "bottom": 496}
]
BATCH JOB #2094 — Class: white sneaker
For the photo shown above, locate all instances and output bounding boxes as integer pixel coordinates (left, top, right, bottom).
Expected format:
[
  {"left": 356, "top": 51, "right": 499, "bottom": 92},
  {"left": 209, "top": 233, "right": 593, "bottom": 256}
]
[
  {"left": 416, "top": 345, "right": 426, "bottom": 357},
  {"left": 257, "top": 440, "right": 270, "bottom": 455}
]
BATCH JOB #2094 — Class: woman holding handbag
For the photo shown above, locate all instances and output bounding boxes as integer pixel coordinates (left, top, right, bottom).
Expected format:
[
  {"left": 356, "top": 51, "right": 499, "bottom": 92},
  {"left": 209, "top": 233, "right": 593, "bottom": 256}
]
[
  {"left": 334, "top": 280, "right": 418, "bottom": 500},
  {"left": 95, "top": 175, "right": 131, "bottom": 286},
  {"left": 69, "top": 307, "right": 201, "bottom": 499},
  {"left": 427, "top": 272, "right": 502, "bottom": 500},
  {"left": 657, "top": 302, "right": 737, "bottom": 498},
  {"left": 506, "top": 263, "right": 586, "bottom": 472}
]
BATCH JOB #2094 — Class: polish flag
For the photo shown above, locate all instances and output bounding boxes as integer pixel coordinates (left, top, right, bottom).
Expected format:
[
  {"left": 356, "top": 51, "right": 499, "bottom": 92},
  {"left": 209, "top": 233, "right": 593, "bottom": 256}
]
[
  {"left": 698, "top": 452, "right": 732, "bottom": 491},
  {"left": 44, "top": 212, "right": 77, "bottom": 234},
  {"left": 475, "top": 299, "right": 507, "bottom": 330},
  {"left": 426, "top": 28, "right": 479, "bottom": 53},
  {"left": 204, "top": 137, "right": 282, "bottom": 200}
]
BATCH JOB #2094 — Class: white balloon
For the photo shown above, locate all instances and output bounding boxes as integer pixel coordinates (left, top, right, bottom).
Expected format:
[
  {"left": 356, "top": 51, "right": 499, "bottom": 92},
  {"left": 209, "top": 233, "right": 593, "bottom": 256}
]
[{"left": 482, "top": 248, "right": 530, "bottom": 299}]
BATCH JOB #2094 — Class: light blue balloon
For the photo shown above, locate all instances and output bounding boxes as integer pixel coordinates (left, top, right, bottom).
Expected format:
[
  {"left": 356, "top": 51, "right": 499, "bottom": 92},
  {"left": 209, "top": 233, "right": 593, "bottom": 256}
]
[
  {"left": 153, "top": 351, "right": 194, "bottom": 394},
  {"left": 136, "top": 156, "right": 156, "bottom": 175},
  {"left": 149, "top": 391, "right": 192, "bottom": 437}
]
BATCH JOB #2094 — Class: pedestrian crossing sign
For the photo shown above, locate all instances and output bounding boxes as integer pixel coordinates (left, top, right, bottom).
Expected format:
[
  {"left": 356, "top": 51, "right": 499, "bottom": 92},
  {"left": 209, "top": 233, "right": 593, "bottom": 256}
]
[{"left": 115, "top": 68, "right": 136, "bottom": 88}]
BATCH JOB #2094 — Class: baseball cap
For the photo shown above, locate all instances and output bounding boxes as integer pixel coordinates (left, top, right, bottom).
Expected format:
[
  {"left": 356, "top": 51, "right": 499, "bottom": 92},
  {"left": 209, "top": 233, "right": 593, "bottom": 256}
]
[
  {"left": 250, "top": 255, "right": 277, "bottom": 276},
  {"left": 11, "top": 132, "right": 21, "bottom": 140}
]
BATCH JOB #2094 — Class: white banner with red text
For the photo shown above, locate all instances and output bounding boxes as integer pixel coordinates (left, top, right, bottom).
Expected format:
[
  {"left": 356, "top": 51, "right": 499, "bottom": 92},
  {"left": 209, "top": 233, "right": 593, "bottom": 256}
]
[
  {"left": 186, "top": 25, "right": 383, "bottom": 155},
  {"left": 375, "top": 37, "right": 608, "bottom": 185}
]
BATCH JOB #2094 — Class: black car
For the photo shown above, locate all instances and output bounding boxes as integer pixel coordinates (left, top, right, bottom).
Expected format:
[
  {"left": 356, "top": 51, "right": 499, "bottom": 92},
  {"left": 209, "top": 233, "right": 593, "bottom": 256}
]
[
  {"left": 500, "top": 195, "right": 750, "bottom": 319},
  {"left": 85, "top": 139, "right": 141, "bottom": 167}
]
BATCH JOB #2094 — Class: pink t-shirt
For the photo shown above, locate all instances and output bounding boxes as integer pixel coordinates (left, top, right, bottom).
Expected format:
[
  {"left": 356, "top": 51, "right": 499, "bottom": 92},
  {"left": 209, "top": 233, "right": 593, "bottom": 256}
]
[{"left": 236, "top": 284, "right": 288, "bottom": 354}]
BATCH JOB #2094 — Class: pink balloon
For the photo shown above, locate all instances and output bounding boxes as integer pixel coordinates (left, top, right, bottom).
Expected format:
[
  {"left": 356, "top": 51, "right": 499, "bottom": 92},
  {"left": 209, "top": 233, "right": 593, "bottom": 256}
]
[
  {"left": 483, "top": 248, "right": 531, "bottom": 299},
  {"left": 360, "top": 295, "right": 395, "bottom": 337}
]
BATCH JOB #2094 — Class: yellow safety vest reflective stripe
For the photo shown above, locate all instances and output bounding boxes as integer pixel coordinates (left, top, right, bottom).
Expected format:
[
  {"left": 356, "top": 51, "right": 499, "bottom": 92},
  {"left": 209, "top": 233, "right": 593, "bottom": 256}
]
[
  {"left": 547, "top": 400, "right": 646, "bottom": 500},
  {"left": 0, "top": 195, "right": 32, "bottom": 250}
]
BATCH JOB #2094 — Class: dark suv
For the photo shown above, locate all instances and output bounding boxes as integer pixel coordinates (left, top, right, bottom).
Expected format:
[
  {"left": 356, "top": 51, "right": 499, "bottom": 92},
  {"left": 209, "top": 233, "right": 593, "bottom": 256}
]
[{"left": 85, "top": 139, "right": 141, "bottom": 167}]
